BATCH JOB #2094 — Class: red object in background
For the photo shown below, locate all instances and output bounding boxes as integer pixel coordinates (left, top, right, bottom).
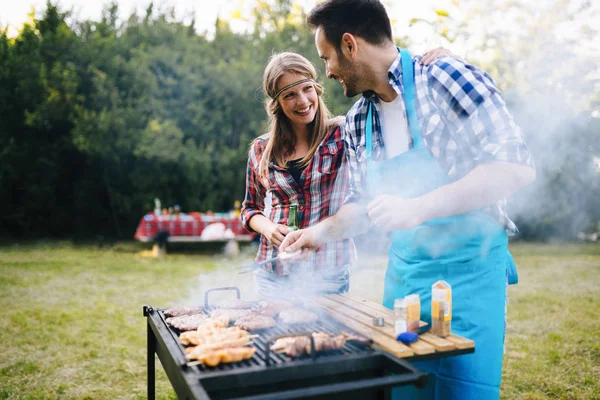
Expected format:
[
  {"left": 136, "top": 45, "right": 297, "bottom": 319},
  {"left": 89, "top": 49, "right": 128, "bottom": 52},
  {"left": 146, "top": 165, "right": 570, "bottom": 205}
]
[{"left": 134, "top": 213, "right": 255, "bottom": 242}]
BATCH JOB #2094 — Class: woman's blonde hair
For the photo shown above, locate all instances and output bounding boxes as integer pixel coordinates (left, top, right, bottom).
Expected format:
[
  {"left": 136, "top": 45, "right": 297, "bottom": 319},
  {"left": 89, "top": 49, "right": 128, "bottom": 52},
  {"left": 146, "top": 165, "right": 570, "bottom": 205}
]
[{"left": 256, "top": 52, "right": 334, "bottom": 179}]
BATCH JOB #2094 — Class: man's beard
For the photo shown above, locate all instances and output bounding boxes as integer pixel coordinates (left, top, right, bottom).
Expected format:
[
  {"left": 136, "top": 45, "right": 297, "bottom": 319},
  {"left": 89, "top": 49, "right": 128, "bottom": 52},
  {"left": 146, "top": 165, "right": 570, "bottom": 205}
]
[{"left": 338, "top": 56, "right": 362, "bottom": 98}]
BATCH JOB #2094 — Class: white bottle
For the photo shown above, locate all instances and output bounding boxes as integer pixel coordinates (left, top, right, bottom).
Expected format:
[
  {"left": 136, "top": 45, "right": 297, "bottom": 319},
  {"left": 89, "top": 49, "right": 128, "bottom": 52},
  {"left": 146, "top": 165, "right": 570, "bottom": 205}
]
[{"left": 394, "top": 298, "right": 408, "bottom": 336}]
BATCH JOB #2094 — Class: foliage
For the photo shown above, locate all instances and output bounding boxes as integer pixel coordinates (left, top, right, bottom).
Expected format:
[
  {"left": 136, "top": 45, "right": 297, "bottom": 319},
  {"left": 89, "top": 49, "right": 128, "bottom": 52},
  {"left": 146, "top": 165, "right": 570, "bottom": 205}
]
[{"left": 0, "top": 0, "right": 597, "bottom": 240}]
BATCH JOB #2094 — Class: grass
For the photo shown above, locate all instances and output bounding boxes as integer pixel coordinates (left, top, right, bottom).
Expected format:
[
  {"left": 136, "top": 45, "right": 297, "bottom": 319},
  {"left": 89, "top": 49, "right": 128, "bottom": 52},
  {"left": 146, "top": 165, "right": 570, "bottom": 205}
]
[{"left": 0, "top": 241, "right": 598, "bottom": 399}]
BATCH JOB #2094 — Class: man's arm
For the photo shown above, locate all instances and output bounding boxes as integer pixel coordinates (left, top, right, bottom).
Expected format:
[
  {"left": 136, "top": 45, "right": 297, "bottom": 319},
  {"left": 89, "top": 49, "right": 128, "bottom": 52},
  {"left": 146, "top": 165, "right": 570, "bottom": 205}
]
[
  {"left": 367, "top": 162, "right": 535, "bottom": 231},
  {"left": 281, "top": 203, "right": 370, "bottom": 253},
  {"left": 369, "top": 58, "right": 536, "bottom": 231},
  {"left": 281, "top": 107, "right": 371, "bottom": 252}
]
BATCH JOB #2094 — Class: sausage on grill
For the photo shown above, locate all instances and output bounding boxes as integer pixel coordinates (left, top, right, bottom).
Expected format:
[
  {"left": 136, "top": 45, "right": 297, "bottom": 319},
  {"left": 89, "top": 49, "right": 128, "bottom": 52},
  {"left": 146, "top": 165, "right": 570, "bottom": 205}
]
[{"left": 234, "top": 314, "right": 276, "bottom": 330}]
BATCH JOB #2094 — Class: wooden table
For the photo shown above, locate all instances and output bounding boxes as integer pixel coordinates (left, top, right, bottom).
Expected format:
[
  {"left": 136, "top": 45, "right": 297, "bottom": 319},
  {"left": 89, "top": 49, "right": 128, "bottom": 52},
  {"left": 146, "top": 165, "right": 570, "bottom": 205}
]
[{"left": 308, "top": 294, "right": 475, "bottom": 360}]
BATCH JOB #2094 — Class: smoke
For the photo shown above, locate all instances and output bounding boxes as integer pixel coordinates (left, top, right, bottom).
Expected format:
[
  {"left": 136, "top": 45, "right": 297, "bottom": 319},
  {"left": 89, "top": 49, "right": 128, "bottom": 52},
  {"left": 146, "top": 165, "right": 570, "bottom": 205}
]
[{"left": 407, "top": 0, "right": 600, "bottom": 240}]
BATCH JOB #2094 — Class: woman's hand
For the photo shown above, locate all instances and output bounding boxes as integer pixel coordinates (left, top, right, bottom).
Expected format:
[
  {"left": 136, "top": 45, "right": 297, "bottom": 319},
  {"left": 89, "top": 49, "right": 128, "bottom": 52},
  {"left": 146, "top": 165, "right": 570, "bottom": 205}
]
[
  {"left": 420, "top": 47, "right": 453, "bottom": 65},
  {"left": 262, "top": 223, "right": 291, "bottom": 248}
]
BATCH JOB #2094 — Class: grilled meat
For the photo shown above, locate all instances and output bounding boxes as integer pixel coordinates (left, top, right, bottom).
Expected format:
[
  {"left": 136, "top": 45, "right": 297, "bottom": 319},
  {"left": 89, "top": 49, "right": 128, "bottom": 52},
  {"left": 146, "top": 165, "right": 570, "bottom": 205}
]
[
  {"left": 209, "top": 308, "right": 255, "bottom": 322},
  {"left": 257, "top": 299, "right": 294, "bottom": 317},
  {"left": 270, "top": 332, "right": 348, "bottom": 357},
  {"left": 166, "top": 313, "right": 208, "bottom": 331},
  {"left": 186, "top": 336, "right": 252, "bottom": 355},
  {"left": 164, "top": 306, "right": 203, "bottom": 318},
  {"left": 218, "top": 299, "right": 254, "bottom": 309},
  {"left": 234, "top": 314, "right": 276, "bottom": 330},
  {"left": 180, "top": 324, "right": 245, "bottom": 346},
  {"left": 187, "top": 347, "right": 256, "bottom": 366},
  {"left": 278, "top": 308, "right": 319, "bottom": 324}
]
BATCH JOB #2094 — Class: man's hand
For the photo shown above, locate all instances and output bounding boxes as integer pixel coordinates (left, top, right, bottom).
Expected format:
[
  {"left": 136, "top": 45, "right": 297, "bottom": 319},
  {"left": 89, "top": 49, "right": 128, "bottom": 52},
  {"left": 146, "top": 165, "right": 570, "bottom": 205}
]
[
  {"left": 420, "top": 47, "right": 453, "bottom": 65},
  {"left": 280, "top": 226, "right": 324, "bottom": 255},
  {"left": 367, "top": 195, "right": 428, "bottom": 232},
  {"left": 262, "top": 223, "right": 291, "bottom": 248}
]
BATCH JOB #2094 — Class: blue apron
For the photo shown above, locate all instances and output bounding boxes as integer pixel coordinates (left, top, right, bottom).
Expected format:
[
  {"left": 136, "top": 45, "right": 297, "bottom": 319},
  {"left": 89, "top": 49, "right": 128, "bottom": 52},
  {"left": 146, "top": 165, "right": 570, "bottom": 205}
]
[{"left": 365, "top": 48, "right": 518, "bottom": 399}]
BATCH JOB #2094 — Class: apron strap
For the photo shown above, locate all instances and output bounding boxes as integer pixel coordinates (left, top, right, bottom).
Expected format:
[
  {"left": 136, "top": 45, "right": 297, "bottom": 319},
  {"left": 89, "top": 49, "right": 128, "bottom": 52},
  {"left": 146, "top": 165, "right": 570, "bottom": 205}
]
[
  {"left": 399, "top": 48, "right": 423, "bottom": 149},
  {"left": 365, "top": 48, "right": 423, "bottom": 160},
  {"left": 366, "top": 102, "right": 373, "bottom": 159}
]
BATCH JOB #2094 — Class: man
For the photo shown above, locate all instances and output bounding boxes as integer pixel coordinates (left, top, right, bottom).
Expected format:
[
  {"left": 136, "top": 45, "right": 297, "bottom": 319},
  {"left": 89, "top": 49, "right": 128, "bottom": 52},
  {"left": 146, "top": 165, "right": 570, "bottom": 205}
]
[{"left": 280, "top": 0, "right": 536, "bottom": 399}]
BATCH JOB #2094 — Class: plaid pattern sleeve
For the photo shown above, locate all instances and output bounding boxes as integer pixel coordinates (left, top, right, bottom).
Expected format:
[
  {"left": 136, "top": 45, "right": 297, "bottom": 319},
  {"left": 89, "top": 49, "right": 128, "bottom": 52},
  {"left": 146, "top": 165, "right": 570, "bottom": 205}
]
[
  {"left": 340, "top": 53, "right": 535, "bottom": 235},
  {"left": 241, "top": 138, "right": 267, "bottom": 233},
  {"left": 241, "top": 126, "right": 356, "bottom": 273},
  {"left": 424, "top": 57, "right": 535, "bottom": 174},
  {"left": 342, "top": 98, "right": 371, "bottom": 205}
]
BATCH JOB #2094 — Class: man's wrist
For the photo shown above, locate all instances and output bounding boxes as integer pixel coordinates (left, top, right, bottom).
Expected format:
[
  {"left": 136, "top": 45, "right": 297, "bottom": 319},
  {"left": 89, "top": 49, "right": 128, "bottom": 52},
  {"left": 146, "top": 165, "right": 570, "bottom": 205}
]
[
  {"left": 312, "top": 221, "right": 329, "bottom": 247},
  {"left": 418, "top": 192, "right": 438, "bottom": 223}
]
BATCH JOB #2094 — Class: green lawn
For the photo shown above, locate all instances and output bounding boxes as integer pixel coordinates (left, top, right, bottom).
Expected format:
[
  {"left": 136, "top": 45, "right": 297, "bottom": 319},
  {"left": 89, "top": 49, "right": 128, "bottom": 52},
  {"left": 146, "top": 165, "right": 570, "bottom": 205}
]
[{"left": 0, "top": 241, "right": 598, "bottom": 399}]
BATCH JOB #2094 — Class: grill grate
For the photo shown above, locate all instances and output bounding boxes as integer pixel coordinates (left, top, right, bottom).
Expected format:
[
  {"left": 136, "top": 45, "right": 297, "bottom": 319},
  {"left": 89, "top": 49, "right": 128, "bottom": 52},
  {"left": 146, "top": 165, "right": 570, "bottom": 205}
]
[{"left": 158, "top": 305, "right": 374, "bottom": 375}]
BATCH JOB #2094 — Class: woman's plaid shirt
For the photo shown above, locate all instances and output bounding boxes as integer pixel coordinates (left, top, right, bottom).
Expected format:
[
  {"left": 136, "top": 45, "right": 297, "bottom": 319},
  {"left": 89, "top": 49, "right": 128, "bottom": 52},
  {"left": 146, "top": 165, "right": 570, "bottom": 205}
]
[
  {"left": 242, "top": 125, "right": 356, "bottom": 274},
  {"left": 344, "top": 54, "right": 535, "bottom": 235}
]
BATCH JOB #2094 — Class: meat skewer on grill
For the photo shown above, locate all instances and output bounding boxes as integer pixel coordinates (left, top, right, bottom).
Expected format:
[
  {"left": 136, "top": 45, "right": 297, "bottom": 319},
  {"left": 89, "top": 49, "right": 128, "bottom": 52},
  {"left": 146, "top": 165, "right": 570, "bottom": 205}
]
[
  {"left": 270, "top": 332, "right": 359, "bottom": 357},
  {"left": 180, "top": 326, "right": 250, "bottom": 346}
]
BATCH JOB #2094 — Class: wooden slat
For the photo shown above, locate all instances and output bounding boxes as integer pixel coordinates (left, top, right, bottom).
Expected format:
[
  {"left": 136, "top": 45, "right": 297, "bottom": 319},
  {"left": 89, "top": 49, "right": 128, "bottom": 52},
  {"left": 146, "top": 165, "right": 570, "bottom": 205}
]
[
  {"left": 314, "top": 297, "right": 438, "bottom": 356},
  {"left": 313, "top": 297, "right": 397, "bottom": 337},
  {"left": 408, "top": 339, "right": 436, "bottom": 355},
  {"left": 317, "top": 306, "right": 414, "bottom": 358},
  {"left": 418, "top": 332, "right": 456, "bottom": 352},
  {"left": 328, "top": 294, "right": 428, "bottom": 329},
  {"left": 327, "top": 294, "right": 394, "bottom": 319},
  {"left": 444, "top": 334, "right": 475, "bottom": 349}
]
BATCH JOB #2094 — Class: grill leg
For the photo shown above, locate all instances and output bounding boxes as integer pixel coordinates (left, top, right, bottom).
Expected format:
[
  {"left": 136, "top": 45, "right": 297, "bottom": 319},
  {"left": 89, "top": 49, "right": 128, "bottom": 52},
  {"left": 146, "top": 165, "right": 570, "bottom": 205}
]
[{"left": 147, "top": 321, "right": 156, "bottom": 400}]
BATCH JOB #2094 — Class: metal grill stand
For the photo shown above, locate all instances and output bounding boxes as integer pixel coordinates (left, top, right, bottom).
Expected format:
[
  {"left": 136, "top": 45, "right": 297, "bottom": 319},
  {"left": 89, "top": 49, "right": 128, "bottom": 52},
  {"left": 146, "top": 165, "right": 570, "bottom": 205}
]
[{"left": 144, "top": 298, "right": 428, "bottom": 400}]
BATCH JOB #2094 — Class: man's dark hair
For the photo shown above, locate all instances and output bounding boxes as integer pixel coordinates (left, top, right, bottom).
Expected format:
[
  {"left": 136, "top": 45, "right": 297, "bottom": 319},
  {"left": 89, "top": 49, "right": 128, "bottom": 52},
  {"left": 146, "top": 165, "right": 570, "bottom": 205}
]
[{"left": 307, "top": 0, "right": 393, "bottom": 52}]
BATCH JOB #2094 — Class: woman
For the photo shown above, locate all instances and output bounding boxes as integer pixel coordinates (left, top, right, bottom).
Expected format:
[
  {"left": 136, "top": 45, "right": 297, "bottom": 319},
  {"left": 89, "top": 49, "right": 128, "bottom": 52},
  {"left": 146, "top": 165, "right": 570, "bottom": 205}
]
[{"left": 242, "top": 49, "right": 451, "bottom": 298}]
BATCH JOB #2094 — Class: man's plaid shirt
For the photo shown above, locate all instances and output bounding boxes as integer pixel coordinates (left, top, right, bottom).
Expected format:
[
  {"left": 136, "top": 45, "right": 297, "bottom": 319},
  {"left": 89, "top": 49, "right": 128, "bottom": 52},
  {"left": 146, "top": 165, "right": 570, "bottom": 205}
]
[
  {"left": 344, "top": 54, "right": 535, "bottom": 235},
  {"left": 242, "top": 125, "right": 356, "bottom": 274}
]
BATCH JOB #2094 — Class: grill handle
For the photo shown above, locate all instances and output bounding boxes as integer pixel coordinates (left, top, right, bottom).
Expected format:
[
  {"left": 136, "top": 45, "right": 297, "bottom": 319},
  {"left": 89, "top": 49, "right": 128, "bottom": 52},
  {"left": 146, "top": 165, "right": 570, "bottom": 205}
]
[
  {"left": 204, "top": 286, "right": 241, "bottom": 307},
  {"left": 265, "top": 332, "right": 316, "bottom": 366}
]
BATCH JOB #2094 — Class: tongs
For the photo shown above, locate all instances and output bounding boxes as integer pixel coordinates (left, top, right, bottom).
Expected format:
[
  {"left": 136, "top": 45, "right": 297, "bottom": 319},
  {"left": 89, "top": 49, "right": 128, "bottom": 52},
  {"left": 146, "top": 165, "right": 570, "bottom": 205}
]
[{"left": 234, "top": 250, "right": 302, "bottom": 274}]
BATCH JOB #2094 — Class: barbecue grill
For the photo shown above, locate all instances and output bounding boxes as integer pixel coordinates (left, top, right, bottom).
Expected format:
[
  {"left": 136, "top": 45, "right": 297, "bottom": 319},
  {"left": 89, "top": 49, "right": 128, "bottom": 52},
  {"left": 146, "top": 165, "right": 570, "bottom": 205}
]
[{"left": 144, "top": 286, "right": 430, "bottom": 400}]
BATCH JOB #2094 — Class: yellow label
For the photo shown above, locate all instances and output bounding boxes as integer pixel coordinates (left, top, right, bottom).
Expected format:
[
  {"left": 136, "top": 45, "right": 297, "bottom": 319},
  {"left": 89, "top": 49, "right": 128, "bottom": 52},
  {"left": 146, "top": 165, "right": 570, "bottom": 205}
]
[{"left": 408, "top": 303, "right": 420, "bottom": 321}]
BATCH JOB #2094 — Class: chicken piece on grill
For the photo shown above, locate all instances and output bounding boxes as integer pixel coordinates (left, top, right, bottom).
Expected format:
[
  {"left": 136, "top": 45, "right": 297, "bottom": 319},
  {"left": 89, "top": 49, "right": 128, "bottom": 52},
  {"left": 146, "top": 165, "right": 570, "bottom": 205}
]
[
  {"left": 164, "top": 306, "right": 204, "bottom": 318},
  {"left": 278, "top": 308, "right": 319, "bottom": 324},
  {"left": 186, "top": 336, "right": 252, "bottom": 356},
  {"left": 166, "top": 313, "right": 208, "bottom": 331},
  {"left": 270, "top": 332, "right": 349, "bottom": 357},
  {"left": 209, "top": 308, "right": 254, "bottom": 322},
  {"left": 234, "top": 314, "right": 276, "bottom": 331},
  {"left": 187, "top": 347, "right": 256, "bottom": 366},
  {"left": 217, "top": 299, "right": 254, "bottom": 309},
  {"left": 198, "top": 316, "right": 230, "bottom": 330},
  {"left": 181, "top": 326, "right": 249, "bottom": 346},
  {"left": 257, "top": 299, "right": 294, "bottom": 317}
]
